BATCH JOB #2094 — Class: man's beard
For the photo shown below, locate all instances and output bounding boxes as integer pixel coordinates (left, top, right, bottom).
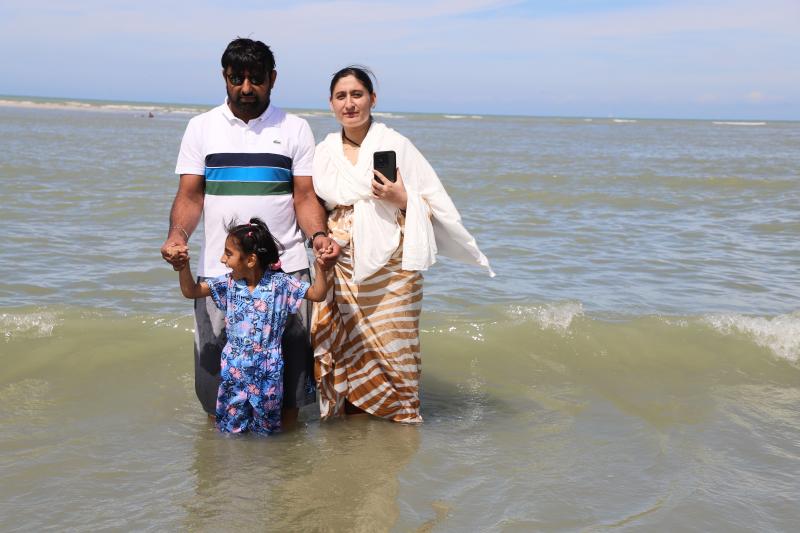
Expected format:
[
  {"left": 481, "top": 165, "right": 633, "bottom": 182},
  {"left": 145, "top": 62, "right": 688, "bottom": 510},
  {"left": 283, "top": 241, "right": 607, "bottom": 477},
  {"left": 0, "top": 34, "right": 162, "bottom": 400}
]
[
  {"left": 227, "top": 88, "right": 268, "bottom": 116},
  {"left": 235, "top": 94, "right": 261, "bottom": 108}
]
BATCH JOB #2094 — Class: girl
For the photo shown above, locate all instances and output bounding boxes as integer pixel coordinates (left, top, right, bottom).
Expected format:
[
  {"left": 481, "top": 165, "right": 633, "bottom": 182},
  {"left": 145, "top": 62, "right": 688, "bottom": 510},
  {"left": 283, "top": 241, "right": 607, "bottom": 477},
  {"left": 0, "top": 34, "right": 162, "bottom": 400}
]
[{"left": 172, "top": 217, "right": 328, "bottom": 434}]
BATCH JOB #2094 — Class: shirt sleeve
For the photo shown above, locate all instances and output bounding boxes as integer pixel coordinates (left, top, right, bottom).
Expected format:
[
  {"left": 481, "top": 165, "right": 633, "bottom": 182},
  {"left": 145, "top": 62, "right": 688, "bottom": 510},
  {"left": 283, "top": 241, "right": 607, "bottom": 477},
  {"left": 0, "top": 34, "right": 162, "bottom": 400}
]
[
  {"left": 283, "top": 274, "right": 310, "bottom": 315},
  {"left": 206, "top": 274, "right": 231, "bottom": 311},
  {"left": 291, "top": 118, "right": 315, "bottom": 176},
  {"left": 175, "top": 115, "right": 206, "bottom": 176}
]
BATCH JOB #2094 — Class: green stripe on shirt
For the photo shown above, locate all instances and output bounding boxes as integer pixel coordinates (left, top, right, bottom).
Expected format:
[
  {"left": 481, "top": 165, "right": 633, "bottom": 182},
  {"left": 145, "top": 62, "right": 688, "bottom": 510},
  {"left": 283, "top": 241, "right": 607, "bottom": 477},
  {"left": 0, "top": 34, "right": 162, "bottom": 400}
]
[{"left": 206, "top": 181, "right": 292, "bottom": 196}]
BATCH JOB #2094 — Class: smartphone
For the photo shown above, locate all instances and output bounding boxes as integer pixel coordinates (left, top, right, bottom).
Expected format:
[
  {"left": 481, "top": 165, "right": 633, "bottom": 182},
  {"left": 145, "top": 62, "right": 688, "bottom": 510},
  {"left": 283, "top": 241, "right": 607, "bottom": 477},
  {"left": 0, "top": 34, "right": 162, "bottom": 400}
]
[{"left": 373, "top": 150, "right": 397, "bottom": 183}]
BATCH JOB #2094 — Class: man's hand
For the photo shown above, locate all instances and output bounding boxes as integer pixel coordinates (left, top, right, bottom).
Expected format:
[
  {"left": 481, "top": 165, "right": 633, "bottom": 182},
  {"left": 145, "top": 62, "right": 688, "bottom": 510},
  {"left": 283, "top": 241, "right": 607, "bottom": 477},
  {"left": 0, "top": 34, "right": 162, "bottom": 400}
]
[
  {"left": 313, "top": 235, "right": 340, "bottom": 270},
  {"left": 162, "top": 241, "right": 189, "bottom": 271},
  {"left": 293, "top": 175, "right": 340, "bottom": 269},
  {"left": 161, "top": 174, "right": 204, "bottom": 271}
]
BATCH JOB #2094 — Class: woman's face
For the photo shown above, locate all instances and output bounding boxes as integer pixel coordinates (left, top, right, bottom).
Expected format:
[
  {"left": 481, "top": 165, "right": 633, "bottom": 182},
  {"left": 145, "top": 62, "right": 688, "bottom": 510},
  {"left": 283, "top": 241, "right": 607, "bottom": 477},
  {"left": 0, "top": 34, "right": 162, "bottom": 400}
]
[{"left": 330, "top": 75, "right": 375, "bottom": 130}]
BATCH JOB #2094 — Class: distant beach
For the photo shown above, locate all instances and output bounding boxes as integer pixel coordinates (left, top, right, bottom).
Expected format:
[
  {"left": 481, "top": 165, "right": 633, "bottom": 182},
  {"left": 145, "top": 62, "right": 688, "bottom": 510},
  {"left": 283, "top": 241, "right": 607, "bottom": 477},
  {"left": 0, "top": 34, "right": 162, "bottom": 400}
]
[{"left": 3, "top": 93, "right": 784, "bottom": 124}]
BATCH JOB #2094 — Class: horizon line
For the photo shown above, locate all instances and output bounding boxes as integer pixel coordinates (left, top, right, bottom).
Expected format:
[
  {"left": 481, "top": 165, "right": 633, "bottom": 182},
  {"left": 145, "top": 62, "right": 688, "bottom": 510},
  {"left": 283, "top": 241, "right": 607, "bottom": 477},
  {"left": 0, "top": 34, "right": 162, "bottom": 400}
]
[{"left": 0, "top": 93, "right": 795, "bottom": 124}]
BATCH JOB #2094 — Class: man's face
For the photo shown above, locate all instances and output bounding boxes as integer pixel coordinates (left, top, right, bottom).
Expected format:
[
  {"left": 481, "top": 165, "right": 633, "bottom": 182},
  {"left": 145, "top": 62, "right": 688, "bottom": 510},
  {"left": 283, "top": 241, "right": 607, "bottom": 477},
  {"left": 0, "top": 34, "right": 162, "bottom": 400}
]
[{"left": 223, "top": 67, "right": 275, "bottom": 120}]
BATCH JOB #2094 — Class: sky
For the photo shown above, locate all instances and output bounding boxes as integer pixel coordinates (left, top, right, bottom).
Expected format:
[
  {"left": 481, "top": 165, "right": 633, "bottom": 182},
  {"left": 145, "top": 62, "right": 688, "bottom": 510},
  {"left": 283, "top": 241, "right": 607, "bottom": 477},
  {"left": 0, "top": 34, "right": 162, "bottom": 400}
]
[{"left": 1, "top": 0, "right": 798, "bottom": 120}]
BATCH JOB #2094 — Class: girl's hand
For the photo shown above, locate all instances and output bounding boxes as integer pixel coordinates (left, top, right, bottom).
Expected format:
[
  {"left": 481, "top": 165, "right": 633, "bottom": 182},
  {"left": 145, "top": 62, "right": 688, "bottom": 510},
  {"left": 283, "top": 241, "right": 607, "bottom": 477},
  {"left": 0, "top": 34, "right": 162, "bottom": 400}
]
[
  {"left": 314, "top": 246, "right": 334, "bottom": 271},
  {"left": 312, "top": 235, "right": 339, "bottom": 270},
  {"left": 166, "top": 244, "right": 190, "bottom": 271},
  {"left": 305, "top": 255, "right": 330, "bottom": 302},
  {"left": 372, "top": 167, "right": 407, "bottom": 210}
]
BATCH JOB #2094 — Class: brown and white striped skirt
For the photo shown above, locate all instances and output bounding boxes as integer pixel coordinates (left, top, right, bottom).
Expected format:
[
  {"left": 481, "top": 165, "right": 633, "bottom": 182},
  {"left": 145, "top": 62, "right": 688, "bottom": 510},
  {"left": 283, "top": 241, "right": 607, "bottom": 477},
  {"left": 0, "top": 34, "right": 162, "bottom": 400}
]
[{"left": 311, "top": 205, "right": 423, "bottom": 423}]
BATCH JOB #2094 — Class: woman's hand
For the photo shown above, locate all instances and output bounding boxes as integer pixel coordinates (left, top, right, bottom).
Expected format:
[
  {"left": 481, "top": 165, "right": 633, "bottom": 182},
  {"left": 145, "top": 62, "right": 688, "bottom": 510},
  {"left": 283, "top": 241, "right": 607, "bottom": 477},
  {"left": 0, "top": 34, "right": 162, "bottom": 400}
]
[
  {"left": 372, "top": 168, "right": 407, "bottom": 210},
  {"left": 313, "top": 235, "right": 340, "bottom": 270}
]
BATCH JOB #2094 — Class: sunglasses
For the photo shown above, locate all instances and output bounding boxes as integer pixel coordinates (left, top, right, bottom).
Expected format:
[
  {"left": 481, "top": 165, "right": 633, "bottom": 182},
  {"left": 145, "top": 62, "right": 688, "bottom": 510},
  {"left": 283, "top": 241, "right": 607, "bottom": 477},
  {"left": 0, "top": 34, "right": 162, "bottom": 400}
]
[{"left": 226, "top": 72, "right": 267, "bottom": 86}]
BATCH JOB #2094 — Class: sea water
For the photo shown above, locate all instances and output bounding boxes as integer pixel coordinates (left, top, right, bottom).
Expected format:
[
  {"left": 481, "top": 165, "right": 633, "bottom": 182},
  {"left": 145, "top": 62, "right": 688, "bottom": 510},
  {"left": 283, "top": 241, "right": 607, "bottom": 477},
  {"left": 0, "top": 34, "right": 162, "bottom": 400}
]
[{"left": 1, "top": 98, "right": 799, "bottom": 531}]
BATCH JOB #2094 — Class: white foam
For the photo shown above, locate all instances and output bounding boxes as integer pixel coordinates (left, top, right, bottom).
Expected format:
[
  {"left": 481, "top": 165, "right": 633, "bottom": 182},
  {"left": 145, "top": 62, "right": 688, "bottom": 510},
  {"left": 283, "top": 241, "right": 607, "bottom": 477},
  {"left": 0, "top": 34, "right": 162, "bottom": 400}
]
[
  {"left": 506, "top": 302, "right": 584, "bottom": 334},
  {"left": 1, "top": 312, "right": 59, "bottom": 341},
  {"left": 703, "top": 311, "right": 800, "bottom": 363},
  {"left": 372, "top": 112, "right": 406, "bottom": 119},
  {"left": 443, "top": 114, "right": 467, "bottom": 119},
  {"left": 659, "top": 317, "right": 689, "bottom": 328},
  {"left": 139, "top": 316, "right": 193, "bottom": 331},
  {"left": 295, "top": 111, "right": 329, "bottom": 117},
  {"left": 712, "top": 121, "right": 766, "bottom": 126},
  {"left": 612, "top": 119, "right": 637, "bottom": 123}
]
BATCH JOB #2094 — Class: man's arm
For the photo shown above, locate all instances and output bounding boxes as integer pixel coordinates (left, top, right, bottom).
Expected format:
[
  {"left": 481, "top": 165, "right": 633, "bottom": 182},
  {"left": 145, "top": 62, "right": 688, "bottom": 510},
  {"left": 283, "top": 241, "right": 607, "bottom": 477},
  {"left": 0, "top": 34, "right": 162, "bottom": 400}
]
[
  {"left": 161, "top": 174, "right": 205, "bottom": 270},
  {"left": 293, "top": 175, "right": 340, "bottom": 267}
]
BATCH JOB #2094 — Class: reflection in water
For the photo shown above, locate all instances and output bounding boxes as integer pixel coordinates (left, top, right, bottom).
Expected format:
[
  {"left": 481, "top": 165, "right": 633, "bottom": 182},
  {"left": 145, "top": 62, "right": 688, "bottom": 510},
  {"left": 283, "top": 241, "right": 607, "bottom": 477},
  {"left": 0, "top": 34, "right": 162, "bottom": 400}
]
[{"left": 182, "top": 417, "right": 420, "bottom": 531}]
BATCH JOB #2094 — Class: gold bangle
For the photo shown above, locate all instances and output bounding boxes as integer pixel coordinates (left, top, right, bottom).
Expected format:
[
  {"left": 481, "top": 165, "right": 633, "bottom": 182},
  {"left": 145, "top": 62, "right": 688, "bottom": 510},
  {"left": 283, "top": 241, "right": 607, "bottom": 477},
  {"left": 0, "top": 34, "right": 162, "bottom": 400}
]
[{"left": 171, "top": 225, "right": 190, "bottom": 241}]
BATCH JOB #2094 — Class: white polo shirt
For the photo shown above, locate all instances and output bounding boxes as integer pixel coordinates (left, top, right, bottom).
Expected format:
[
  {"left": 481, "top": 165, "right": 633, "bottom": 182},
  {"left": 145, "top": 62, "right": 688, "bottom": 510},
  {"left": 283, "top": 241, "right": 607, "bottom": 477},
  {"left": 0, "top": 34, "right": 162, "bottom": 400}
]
[{"left": 175, "top": 102, "right": 315, "bottom": 277}]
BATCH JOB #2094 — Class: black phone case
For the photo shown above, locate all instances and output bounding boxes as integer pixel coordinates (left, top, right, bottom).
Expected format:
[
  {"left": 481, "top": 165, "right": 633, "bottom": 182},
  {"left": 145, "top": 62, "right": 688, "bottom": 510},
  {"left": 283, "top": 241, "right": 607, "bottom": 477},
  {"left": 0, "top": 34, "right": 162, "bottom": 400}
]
[{"left": 373, "top": 150, "right": 397, "bottom": 183}]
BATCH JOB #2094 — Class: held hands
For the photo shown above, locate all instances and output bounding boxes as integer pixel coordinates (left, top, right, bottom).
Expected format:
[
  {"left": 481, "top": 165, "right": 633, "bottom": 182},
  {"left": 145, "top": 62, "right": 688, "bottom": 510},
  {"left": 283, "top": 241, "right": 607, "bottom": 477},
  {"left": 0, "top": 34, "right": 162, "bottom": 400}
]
[
  {"left": 313, "top": 235, "right": 340, "bottom": 270},
  {"left": 372, "top": 168, "right": 407, "bottom": 210},
  {"left": 163, "top": 243, "right": 190, "bottom": 271}
]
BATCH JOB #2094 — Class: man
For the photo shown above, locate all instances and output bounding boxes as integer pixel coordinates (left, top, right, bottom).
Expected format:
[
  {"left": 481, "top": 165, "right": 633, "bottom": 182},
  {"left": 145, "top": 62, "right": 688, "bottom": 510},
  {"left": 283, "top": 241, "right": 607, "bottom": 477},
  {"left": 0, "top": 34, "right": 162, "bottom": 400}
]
[{"left": 161, "top": 38, "right": 338, "bottom": 425}]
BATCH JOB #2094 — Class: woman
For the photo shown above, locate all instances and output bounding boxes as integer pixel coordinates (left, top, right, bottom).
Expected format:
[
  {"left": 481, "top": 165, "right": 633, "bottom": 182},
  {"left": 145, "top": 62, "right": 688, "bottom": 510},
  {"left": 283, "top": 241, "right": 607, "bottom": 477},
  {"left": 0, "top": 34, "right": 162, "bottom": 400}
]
[{"left": 311, "top": 66, "right": 494, "bottom": 423}]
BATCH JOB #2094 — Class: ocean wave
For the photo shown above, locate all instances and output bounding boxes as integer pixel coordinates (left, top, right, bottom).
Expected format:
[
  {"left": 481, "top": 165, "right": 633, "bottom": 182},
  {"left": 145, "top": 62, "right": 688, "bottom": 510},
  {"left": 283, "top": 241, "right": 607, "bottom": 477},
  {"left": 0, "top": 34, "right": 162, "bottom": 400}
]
[
  {"left": 1, "top": 311, "right": 60, "bottom": 341},
  {"left": 703, "top": 311, "right": 800, "bottom": 363},
  {"left": 612, "top": 119, "right": 638, "bottom": 123},
  {"left": 373, "top": 112, "right": 406, "bottom": 119},
  {"left": 295, "top": 110, "right": 330, "bottom": 118},
  {"left": 712, "top": 121, "right": 766, "bottom": 126},
  {"left": 423, "top": 304, "right": 800, "bottom": 372},
  {"left": 505, "top": 302, "right": 584, "bottom": 334},
  {"left": 0, "top": 305, "right": 796, "bottom": 393}
]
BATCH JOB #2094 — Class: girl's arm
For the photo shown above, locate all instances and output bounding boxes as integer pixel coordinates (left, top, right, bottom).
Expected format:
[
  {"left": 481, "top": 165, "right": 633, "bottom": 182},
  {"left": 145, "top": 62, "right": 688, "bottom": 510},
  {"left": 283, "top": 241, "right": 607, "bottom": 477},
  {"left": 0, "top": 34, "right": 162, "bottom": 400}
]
[
  {"left": 178, "top": 260, "right": 211, "bottom": 299},
  {"left": 304, "top": 257, "right": 329, "bottom": 302}
]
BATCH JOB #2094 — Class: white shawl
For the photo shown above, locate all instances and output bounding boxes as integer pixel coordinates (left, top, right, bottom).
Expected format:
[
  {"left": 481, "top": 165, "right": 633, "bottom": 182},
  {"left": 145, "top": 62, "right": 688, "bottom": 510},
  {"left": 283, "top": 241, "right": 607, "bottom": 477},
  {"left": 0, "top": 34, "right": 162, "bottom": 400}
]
[{"left": 312, "top": 122, "right": 494, "bottom": 283}]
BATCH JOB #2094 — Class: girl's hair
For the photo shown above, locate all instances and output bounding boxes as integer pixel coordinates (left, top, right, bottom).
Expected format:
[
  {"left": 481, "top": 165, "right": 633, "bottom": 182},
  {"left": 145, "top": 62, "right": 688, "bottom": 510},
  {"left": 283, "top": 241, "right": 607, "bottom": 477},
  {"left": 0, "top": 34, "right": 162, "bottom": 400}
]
[
  {"left": 329, "top": 65, "right": 376, "bottom": 97},
  {"left": 225, "top": 217, "right": 283, "bottom": 270}
]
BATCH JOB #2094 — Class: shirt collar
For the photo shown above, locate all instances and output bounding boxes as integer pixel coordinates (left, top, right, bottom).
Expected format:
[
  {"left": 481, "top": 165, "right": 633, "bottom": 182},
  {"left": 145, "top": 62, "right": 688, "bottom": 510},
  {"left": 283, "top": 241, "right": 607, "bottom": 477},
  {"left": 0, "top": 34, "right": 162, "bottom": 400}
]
[
  {"left": 231, "top": 270, "right": 275, "bottom": 293},
  {"left": 221, "top": 99, "right": 274, "bottom": 125}
]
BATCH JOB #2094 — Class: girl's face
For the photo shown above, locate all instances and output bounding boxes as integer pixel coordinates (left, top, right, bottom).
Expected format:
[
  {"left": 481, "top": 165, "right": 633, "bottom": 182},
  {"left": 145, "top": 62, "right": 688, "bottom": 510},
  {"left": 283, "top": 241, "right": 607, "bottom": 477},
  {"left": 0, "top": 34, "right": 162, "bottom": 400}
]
[
  {"left": 220, "top": 235, "right": 256, "bottom": 279},
  {"left": 330, "top": 75, "right": 375, "bottom": 130}
]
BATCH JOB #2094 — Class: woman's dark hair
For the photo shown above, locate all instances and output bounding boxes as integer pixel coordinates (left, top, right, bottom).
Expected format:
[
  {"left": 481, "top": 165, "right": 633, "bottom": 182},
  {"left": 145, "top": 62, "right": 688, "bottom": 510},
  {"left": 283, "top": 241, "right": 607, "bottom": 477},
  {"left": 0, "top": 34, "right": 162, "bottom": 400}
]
[
  {"left": 225, "top": 217, "right": 283, "bottom": 270},
  {"left": 329, "top": 65, "right": 376, "bottom": 96},
  {"left": 221, "top": 38, "right": 275, "bottom": 73}
]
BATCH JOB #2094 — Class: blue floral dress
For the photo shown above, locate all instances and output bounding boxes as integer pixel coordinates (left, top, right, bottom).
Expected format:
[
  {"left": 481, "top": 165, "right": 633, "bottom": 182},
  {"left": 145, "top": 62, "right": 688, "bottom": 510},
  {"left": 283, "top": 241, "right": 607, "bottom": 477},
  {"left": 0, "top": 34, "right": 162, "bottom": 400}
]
[{"left": 207, "top": 271, "right": 309, "bottom": 434}]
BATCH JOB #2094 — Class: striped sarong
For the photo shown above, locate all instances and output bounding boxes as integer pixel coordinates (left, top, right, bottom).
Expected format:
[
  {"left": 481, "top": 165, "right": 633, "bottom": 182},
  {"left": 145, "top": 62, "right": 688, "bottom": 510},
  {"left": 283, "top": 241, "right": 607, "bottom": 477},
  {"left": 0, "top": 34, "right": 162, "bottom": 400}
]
[{"left": 312, "top": 206, "right": 423, "bottom": 423}]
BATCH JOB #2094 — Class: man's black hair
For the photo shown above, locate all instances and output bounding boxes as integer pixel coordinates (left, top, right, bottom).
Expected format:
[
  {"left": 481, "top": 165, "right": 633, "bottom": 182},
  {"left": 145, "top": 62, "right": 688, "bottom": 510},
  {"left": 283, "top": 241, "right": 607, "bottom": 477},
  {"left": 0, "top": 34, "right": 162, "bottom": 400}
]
[{"left": 221, "top": 38, "right": 275, "bottom": 73}]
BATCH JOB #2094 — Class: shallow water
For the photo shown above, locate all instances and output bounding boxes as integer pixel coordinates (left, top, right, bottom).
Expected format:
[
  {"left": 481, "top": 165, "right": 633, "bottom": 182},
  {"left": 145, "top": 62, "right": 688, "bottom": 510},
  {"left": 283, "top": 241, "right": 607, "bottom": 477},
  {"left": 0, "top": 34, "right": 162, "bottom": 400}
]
[{"left": 1, "top": 99, "right": 799, "bottom": 531}]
